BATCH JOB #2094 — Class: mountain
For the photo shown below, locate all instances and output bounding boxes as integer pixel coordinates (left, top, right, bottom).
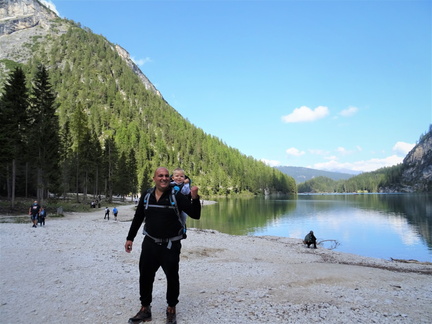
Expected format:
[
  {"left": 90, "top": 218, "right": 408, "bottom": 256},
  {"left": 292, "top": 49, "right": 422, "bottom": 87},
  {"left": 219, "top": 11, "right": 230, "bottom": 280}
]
[
  {"left": 0, "top": 0, "right": 296, "bottom": 197},
  {"left": 0, "top": 0, "right": 161, "bottom": 97},
  {"left": 275, "top": 166, "right": 355, "bottom": 184},
  {"left": 396, "top": 127, "right": 432, "bottom": 192},
  {"left": 293, "top": 127, "right": 432, "bottom": 193}
]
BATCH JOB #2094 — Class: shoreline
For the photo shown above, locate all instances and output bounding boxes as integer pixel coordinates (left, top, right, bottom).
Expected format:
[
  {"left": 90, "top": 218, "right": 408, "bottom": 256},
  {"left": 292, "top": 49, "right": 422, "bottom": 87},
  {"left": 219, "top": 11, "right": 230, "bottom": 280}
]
[{"left": 1, "top": 204, "right": 431, "bottom": 323}]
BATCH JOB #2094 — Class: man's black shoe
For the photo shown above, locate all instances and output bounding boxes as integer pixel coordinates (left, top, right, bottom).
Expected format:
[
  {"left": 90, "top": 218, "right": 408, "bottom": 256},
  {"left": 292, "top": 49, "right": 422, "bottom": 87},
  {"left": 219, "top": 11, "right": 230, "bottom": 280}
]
[
  {"left": 166, "top": 306, "right": 177, "bottom": 324},
  {"left": 128, "top": 305, "right": 152, "bottom": 323}
]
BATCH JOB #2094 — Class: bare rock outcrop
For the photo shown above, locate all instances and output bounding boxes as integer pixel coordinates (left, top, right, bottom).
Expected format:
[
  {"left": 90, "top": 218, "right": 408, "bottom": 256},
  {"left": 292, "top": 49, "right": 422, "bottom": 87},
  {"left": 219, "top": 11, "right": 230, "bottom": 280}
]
[
  {"left": 0, "top": 0, "right": 57, "bottom": 36},
  {"left": 401, "top": 127, "right": 432, "bottom": 192}
]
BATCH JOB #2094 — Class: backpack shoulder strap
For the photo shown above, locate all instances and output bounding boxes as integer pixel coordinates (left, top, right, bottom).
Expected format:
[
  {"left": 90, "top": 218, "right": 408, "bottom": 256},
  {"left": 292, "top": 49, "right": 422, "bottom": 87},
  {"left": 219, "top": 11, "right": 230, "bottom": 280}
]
[{"left": 143, "top": 188, "right": 152, "bottom": 210}]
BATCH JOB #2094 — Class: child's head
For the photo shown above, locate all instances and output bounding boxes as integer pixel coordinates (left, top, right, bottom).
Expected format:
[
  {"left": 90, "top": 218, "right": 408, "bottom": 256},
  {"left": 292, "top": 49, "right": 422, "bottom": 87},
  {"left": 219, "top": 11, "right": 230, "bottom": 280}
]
[{"left": 172, "top": 168, "right": 186, "bottom": 184}]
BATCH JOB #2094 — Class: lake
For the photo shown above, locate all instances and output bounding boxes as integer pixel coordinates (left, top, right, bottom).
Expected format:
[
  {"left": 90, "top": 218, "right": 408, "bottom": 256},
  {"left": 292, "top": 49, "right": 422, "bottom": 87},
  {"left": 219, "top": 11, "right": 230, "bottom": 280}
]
[{"left": 188, "top": 193, "right": 432, "bottom": 262}]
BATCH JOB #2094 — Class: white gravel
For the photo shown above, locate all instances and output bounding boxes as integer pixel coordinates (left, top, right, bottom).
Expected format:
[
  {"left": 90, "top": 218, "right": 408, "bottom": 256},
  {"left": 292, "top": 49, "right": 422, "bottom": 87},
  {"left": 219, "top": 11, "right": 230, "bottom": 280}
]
[{"left": 1, "top": 203, "right": 431, "bottom": 324}]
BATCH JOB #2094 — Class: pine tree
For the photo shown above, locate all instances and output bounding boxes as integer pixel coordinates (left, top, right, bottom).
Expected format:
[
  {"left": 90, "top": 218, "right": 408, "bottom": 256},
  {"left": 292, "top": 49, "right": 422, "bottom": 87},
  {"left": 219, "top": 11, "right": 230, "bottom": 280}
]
[
  {"left": 69, "top": 102, "right": 90, "bottom": 201},
  {"left": 102, "top": 137, "right": 118, "bottom": 203},
  {"left": 28, "top": 64, "right": 60, "bottom": 202},
  {"left": 0, "top": 67, "right": 29, "bottom": 207}
]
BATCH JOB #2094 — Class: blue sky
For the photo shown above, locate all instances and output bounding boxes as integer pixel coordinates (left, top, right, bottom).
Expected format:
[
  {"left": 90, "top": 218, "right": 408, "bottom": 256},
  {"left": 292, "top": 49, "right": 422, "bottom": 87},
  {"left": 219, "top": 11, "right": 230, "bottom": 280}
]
[{"left": 45, "top": 0, "right": 431, "bottom": 173}]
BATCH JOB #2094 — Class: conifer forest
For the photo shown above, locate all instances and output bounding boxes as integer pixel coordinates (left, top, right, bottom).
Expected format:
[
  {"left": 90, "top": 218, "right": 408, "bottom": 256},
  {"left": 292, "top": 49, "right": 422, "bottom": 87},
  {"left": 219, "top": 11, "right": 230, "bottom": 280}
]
[{"left": 0, "top": 24, "right": 296, "bottom": 206}]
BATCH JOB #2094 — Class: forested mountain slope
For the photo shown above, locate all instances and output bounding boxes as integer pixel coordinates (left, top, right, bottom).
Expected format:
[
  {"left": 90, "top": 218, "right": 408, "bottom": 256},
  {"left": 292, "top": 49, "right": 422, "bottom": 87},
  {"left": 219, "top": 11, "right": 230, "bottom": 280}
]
[{"left": 0, "top": 0, "right": 296, "bottom": 199}]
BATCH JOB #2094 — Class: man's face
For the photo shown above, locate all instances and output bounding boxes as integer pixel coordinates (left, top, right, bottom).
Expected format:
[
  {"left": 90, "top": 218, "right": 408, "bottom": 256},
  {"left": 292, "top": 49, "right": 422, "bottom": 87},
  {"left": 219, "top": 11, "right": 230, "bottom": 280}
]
[{"left": 153, "top": 168, "right": 170, "bottom": 191}]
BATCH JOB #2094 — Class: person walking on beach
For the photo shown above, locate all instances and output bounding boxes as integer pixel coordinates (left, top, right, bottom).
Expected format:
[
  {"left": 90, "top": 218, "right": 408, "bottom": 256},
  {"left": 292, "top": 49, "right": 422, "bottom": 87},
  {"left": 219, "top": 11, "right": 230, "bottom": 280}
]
[
  {"left": 104, "top": 207, "right": 110, "bottom": 220},
  {"left": 38, "top": 207, "right": 47, "bottom": 227},
  {"left": 125, "top": 167, "right": 201, "bottom": 324},
  {"left": 113, "top": 206, "right": 118, "bottom": 221},
  {"left": 29, "top": 200, "right": 41, "bottom": 228}
]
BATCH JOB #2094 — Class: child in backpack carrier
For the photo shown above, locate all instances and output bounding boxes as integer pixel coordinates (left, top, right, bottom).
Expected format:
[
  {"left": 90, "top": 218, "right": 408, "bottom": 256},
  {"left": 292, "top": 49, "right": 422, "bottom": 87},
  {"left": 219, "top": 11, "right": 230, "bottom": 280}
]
[
  {"left": 171, "top": 168, "right": 192, "bottom": 237},
  {"left": 171, "top": 168, "right": 191, "bottom": 198}
]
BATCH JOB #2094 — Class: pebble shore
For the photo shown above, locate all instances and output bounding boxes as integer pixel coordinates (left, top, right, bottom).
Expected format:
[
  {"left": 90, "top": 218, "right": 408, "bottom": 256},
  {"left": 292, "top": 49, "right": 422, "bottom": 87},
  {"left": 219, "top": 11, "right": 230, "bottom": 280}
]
[{"left": 1, "top": 204, "right": 431, "bottom": 323}]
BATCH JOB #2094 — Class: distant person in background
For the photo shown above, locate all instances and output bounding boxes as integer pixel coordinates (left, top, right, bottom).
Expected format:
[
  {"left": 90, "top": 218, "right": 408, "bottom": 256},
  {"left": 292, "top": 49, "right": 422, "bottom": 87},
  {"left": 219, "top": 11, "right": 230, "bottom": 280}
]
[
  {"left": 113, "top": 206, "right": 118, "bottom": 221},
  {"left": 304, "top": 230, "right": 317, "bottom": 249},
  {"left": 29, "top": 200, "right": 41, "bottom": 228},
  {"left": 38, "top": 207, "right": 47, "bottom": 227},
  {"left": 104, "top": 207, "right": 110, "bottom": 220}
]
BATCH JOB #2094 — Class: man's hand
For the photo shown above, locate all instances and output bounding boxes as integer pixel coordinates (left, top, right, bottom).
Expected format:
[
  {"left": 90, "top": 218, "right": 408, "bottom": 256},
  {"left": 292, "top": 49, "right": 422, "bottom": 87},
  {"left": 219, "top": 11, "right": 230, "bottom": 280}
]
[
  {"left": 190, "top": 186, "right": 199, "bottom": 199},
  {"left": 125, "top": 240, "right": 133, "bottom": 253}
]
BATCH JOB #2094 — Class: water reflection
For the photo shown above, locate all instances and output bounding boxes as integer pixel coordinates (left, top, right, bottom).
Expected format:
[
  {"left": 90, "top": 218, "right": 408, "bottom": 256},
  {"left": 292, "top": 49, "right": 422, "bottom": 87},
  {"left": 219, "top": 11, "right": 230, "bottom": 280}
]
[{"left": 189, "top": 193, "right": 432, "bottom": 262}]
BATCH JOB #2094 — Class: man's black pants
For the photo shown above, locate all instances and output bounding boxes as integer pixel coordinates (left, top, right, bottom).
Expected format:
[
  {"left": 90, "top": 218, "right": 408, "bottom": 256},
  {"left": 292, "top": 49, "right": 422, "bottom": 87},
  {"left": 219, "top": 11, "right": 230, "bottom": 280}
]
[{"left": 139, "top": 236, "right": 181, "bottom": 307}]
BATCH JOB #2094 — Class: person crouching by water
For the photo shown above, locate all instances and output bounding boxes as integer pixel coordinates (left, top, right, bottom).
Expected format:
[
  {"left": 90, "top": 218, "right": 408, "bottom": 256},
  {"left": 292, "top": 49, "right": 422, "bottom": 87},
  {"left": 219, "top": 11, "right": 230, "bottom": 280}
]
[
  {"left": 304, "top": 230, "right": 317, "bottom": 249},
  {"left": 125, "top": 167, "right": 201, "bottom": 324}
]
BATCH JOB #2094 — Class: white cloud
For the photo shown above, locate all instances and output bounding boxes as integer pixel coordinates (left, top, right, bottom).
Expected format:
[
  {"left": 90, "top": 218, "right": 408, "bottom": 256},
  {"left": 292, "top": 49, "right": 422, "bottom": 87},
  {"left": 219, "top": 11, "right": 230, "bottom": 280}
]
[
  {"left": 286, "top": 147, "right": 305, "bottom": 157},
  {"left": 281, "top": 106, "right": 329, "bottom": 123},
  {"left": 324, "top": 155, "right": 337, "bottom": 161},
  {"left": 311, "top": 154, "right": 403, "bottom": 173},
  {"left": 336, "top": 146, "right": 349, "bottom": 155},
  {"left": 308, "top": 149, "right": 330, "bottom": 156},
  {"left": 261, "top": 159, "right": 280, "bottom": 167},
  {"left": 40, "top": 0, "right": 59, "bottom": 16},
  {"left": 335, "top": 146, "right": 362, "bottom": 156},
  {"left": 392, "top": 141, "right": 414, "bottom": 156},
  {"left": 339, "top": 106, "right": 358, "bottom": 117},
  {"left": 131, "top": 56, "right": 152, "bottom": 67}
]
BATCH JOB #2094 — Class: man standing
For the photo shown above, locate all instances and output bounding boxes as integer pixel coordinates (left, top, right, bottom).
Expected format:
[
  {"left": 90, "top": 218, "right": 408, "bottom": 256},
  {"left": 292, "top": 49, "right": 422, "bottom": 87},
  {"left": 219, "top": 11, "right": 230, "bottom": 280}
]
[
  {"left": 28, "top": 200, "right": 41, "bottom": 228},
  {"left": 125, "top": 167, "right": 201, "bottom": 324}
]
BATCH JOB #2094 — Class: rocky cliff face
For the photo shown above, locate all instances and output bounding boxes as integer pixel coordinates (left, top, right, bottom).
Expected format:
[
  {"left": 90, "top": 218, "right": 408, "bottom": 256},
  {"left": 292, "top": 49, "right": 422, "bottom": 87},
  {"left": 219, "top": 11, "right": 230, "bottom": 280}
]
[
  {"left": 0, "top": 0, "right": 64, "bottom": 66},
  {"left": 400, "top": 128, "right": 432, "bottom": 192},
  {"left": 0, "top": 0, "right": 162, "bottom": 98},
  {"left": 0, "top": 0, "right": 57, "bottom": 36},
  {"left": 115, "top": 44, "right": 162, "bottom": 98}
]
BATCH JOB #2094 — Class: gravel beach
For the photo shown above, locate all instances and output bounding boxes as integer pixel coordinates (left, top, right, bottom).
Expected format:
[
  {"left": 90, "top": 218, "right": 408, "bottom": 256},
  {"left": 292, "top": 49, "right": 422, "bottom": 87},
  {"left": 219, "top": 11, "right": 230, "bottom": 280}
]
[{"left": 1, "top": 203, "right": 431, "bottom": 324}]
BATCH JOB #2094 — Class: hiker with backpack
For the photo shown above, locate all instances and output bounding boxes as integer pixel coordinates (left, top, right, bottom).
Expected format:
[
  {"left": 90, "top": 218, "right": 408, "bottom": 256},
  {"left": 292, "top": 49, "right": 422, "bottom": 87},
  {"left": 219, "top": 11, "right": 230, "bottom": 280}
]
[{"left": 125, "top": 167, "right": 201, "bottom": 324}]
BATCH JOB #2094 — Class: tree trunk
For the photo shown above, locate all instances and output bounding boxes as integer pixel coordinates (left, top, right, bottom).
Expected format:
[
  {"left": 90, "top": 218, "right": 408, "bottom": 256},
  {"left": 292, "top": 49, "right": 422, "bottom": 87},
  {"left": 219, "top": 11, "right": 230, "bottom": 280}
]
[
  {"left": 76, "top": 153, "right": 79, "bottom": 203},
  {"left": 25, "top": 162, "right": 28, "bottom": 198},
  {"left": 6, "top": 164, "right": 11, "bottom": 200},
  {"left": 11, "top": 159, "right": 16, "bottom": 208},
  {"left": 37, "top": 167, "right": 43, "bottom": 205}
]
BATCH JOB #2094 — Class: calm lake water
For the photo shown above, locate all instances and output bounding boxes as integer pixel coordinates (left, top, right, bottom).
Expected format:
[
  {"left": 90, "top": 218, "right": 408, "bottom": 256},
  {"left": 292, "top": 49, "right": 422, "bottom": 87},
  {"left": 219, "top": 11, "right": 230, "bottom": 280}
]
[{"left": 188, "top": 193, "right": 432, "bottom": 262}]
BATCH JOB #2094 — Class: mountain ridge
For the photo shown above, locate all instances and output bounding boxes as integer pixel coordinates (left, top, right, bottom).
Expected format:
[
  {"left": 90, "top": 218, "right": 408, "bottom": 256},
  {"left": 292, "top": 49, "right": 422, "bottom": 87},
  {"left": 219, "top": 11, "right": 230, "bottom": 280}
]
[
  {"left": 0, "top": 0, "right": 163, "bottom": 99},
  {"left": 275, "top": 166, "right": 356, "bottom": 184}
]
